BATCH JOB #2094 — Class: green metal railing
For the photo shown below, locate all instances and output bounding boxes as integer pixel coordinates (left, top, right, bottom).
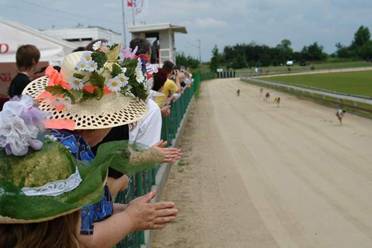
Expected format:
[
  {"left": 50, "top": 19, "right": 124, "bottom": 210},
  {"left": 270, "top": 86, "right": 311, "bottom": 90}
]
[{"left": 115, "top": 73, "right": 201, "bottom": 248}]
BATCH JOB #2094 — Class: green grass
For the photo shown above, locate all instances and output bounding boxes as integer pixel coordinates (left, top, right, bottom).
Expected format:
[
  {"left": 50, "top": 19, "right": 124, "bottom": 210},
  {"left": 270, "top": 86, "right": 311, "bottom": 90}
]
[
  {"left": 237, "top": 61, "right": 372, "bottom": 77},
  {"left": 265, "top": 70, "right": 372, "bottom": 97}
]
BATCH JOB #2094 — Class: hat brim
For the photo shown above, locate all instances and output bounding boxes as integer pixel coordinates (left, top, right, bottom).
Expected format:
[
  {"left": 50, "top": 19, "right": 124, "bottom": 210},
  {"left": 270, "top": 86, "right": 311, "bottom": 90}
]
[
  {"left": 0, "top": 140, "right": 161, "bottom": 224},
  {"left": 22, "top": 76, "right": 147, "bottom": 130},
  {"left": 0, "top": 159, "right": 107, "bottom": 224}
]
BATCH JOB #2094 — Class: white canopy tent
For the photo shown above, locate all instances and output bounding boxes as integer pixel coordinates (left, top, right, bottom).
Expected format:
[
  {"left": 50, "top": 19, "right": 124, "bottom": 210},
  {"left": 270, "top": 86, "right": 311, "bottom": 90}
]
[
  {"left": 0, "top": 20, "right": 75, "bottom": 64},
  {"left": 0, "top": 20, "right": 76, "bottom": 95}
]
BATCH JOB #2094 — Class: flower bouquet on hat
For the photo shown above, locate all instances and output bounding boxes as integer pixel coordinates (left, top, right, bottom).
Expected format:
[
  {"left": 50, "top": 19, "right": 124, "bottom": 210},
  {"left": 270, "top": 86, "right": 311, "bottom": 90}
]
[{"left": 23, "top": 41, "right": 149, "bottom": 130}]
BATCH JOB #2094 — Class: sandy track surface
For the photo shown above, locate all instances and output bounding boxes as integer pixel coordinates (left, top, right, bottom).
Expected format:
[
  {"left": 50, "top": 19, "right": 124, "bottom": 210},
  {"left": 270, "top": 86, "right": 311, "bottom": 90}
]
[{"left": 152, "top": 79, "right": 372, "bottom": 248}]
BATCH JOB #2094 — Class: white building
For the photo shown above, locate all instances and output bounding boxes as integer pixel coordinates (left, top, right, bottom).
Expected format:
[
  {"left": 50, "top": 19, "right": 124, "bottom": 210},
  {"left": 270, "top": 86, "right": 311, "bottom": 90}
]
[{"left": 42, "top": 26, "right": 122, "bottom": 48}]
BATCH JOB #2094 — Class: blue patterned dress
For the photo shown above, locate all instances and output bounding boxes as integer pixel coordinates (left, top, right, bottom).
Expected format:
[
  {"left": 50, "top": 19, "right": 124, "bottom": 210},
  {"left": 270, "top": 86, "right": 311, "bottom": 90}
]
[{"left": 51, "top": 130, "right": 113, "bottom": 235}]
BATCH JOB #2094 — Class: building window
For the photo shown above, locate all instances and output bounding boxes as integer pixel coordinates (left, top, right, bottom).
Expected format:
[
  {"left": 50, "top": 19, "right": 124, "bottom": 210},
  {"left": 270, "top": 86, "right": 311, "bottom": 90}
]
[{"left": 65, "top": 38, "right": 93, "bottom": 42}]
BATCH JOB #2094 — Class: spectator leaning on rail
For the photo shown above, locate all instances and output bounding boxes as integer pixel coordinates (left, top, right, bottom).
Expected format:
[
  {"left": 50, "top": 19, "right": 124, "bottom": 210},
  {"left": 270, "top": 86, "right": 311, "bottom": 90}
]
[
  {"left": 20, "top": 44, "right": 180, "bottom": 247},
  {"left": 8, "top": 44, "right": 41, "bottom": 97},
  {"left": 154, "top": 61, "right": 183, "bottom": 107},
  {"left": 152, "top": 69, "right": 172, "bottom": 117},
  {"left": 83, "top": 39, "right": 132, "bottom": 198},
  {"left": 128, "top": 38, "right": 166, "bottom": 146},
  {"left": 0, "top": 96, "right": 177, "bottom": 248}
]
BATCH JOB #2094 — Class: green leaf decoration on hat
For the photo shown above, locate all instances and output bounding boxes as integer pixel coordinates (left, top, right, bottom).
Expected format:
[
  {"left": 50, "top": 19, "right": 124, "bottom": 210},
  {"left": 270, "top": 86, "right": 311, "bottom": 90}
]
[
  {"left": 92, "top": 141, "right": 164, "bottom": 176},
  {"left": 0, "top": 140, "right": 162, "bottom": 223},
  {"left": 0, "top": 141, "right": 107, "bottom": 222},
  {"left": 121, "top": 59, "right": 148, "bottom": 101},
  {"left": 91, "top": 51, "right": 107, "bottom": 70},
  {"left": 0, "top": 141, "right": 75, "bottom": 188}
]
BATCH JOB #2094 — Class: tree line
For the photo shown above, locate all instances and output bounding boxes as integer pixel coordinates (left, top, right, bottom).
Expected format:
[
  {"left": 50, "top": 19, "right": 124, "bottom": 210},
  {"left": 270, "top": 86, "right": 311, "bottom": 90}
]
[
  {"left": 210, "top": 25, "right": 372, "bottom": 71},
  {"left": 175, "top": 52, "right": 200, "bottom": 69}
]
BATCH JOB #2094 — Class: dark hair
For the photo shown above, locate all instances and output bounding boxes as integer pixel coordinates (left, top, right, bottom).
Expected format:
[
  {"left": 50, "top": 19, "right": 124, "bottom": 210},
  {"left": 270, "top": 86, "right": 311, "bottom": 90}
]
[
  {"left": 53, "top": 66, "right": 61, "bottom": 72},
  {"left": 0, "top": 211, "right": 80, "bottom": 248},
  {"left": 85, "top": 39, "right": 108, "bottom": 51},
  {"left": 152, "top": 69, "right": 168, "bottom": 91},
  {"left": 73, "top": 46, "right": 86, "bottom": 52},
  {"left": 130, "top": 38, "right": 151, "bottom": 55},
  {"left": 16, "top": 45, "right": 40, "bottom": 70},
  {"left": 162, "top": 61, "right": 175, "bottom": 75}
]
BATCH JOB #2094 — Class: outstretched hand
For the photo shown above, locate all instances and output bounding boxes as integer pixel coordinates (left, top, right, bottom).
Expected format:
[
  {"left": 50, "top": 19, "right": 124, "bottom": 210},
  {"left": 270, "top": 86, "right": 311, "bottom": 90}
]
[
  {"left": 161, "top": 105, "right": 171, "bottom": 117},
  {"left": 124, "top": 192, "right": 178, "bottom": 231},
  {"left": 152, "top": 140, "right": 182, "bottom": 164}
]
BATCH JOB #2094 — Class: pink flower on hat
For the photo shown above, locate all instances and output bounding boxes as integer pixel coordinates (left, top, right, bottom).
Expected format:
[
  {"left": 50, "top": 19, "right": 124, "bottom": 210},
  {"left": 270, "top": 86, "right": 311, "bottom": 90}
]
[{"left": 45, "top": 66, "right": 72, "bottom": 90}]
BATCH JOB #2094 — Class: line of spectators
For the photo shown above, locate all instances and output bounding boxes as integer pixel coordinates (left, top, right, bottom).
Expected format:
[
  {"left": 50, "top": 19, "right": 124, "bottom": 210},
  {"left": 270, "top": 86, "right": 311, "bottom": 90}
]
[{"left": 0, "top": 37, "right": 195, "bottom": 247}]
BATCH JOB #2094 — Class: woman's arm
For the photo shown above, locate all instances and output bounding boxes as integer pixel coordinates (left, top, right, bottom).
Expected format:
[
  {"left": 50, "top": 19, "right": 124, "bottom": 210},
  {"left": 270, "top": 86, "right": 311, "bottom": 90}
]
[{"left": 78, "top": 192, "right": 177, "bottom": 248}]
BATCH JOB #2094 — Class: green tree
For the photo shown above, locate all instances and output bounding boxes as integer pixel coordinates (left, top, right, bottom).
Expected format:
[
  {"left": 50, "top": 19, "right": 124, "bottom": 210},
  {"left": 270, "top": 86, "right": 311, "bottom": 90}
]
[
  {"left": 276, "top": 39, "right": 294, "bottom": 63},
  {"left": 335, "top": 42, "right": 353, "bottom": 58},
  {"left": 301, "top": 42, "right": 327, "bottom": 61},
  {"left": 176, "top": 53, "right": 200, "bottom": 69},
  {"left": 351, "top": 25, "right": 371, "bottom": 49},
  {"left": 359, "top": 41, "right": 372, "bottom": 60},
  {"left": 231, "top": 53, "right": 248, "bottom": 69},
  {"left": 277, "top": 39, "right": 292, "bottom": 50},
  {"left": 210, "top": 45, "right": 224, "bottom": 72}
]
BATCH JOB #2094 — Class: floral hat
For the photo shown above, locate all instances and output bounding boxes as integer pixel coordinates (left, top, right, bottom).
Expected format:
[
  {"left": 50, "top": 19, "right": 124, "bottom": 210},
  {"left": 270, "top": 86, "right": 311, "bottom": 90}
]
[
  {"left": 0, "top": 96, "right": 162, "bottom": 223},
  {"left": 23, "top": 41, "right": 148, "bottom": 130}
]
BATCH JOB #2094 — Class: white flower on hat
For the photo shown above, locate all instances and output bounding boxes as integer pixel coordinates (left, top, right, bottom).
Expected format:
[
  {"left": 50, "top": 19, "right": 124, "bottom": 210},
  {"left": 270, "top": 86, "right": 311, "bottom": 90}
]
[
  {"left": 75, "top": 60, "right": 97, "bottom": 73},
  {"left": 107, "top": 76, "right": 124, "bottom": 92},
  {"left": 71, "top": 77, "right": 85, "bottom": 90},
  {"left": 135, "top": 58, "right": 145, "bottom": 83},
  {"left": 93, "top": 41, "right": 110, "bottom": 52},
  {"left": 74, "top": 52, "right": 98, "bottom": 73},
  {"left": 92, "top": 41, "right": 102, "bottom": 51},
  {"left": 118, "top": 68, "right": 129, "bottom": 86},
  {"left": 81, "top": 51, "right": 93, "bottom": 62},
  {"left": 119, "top": 75, "right": 129, "bottom": 87}
]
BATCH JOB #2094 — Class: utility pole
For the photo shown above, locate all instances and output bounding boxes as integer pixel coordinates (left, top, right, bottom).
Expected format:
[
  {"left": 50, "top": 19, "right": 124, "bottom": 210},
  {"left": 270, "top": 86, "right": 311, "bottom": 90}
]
[
  {"left": 121, "top": 0, "right": 127, "bottom": 47},
  {"left": 132, "top": 5, "right": 136, "bottom": 26},
  {"left": 197, "top": 39, "right": 202, "bottom": 62}
]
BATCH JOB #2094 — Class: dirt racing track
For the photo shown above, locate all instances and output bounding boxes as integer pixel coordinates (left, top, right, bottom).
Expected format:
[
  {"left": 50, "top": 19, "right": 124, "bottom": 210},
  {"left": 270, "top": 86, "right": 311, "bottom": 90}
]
[{"left": 153, "top": 78, "right": 372, "bottom": 248}]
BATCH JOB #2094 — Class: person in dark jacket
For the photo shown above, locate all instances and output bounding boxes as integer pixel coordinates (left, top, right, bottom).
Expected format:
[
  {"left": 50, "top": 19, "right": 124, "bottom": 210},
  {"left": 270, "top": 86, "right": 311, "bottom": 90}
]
[{"left": 8, "top": 44, "right": 40, "bottom": 97}]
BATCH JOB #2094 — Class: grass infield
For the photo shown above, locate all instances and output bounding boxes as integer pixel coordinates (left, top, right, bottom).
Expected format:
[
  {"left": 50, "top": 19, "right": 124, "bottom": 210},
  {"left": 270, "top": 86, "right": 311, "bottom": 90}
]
[
  {"left": 237, "top": 61, "right": 372, "bottom": 77},
  {"left": 265, "top": 70, "right": 372, "bottom": 97}
]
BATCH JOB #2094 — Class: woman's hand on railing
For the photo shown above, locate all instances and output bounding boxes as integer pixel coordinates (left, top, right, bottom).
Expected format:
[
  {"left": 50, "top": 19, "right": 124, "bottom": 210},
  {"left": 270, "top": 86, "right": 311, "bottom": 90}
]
[
  {"left": 152, "top": 140, "right": 182, "bottom": 164},
  {"left": 161, "top": 105, "right": 171, "bottom": 117},
  {"left": 123, "top": 191, "right": 178, "bottom": 231}
]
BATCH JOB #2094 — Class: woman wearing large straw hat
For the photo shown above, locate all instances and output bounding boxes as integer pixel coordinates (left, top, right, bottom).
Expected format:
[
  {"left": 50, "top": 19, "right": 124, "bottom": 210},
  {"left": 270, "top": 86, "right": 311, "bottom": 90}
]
[
  {"left": 5, "top": 42, "right": 180, "bottom": 247},
  {"left": 0, "top": 96, "right": 178, "bottom": 247}
]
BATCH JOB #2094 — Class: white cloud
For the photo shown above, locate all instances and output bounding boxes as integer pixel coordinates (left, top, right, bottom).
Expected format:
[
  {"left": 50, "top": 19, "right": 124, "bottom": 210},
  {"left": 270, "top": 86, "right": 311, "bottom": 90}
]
[{"left": 194, "top": 18, "right": 227, "bottom": 29}]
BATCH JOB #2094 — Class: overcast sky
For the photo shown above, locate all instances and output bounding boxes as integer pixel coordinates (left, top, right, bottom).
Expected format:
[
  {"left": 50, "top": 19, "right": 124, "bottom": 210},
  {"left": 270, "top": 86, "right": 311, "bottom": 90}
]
[{"left": 1, "top": 0, "right": 372, "bottom": 61}]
